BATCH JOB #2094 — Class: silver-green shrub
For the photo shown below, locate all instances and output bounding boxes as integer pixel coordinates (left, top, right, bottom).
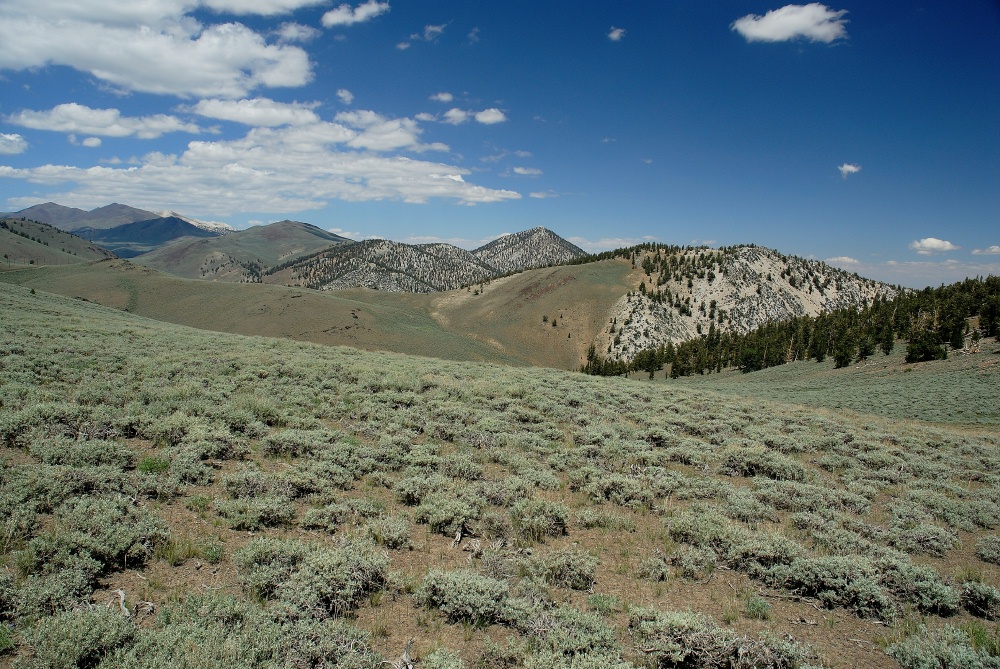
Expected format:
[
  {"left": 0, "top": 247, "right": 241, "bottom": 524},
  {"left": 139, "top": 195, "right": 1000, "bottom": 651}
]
[
  {"left": 417, "top": 569, "right": 512, "bottom": 626},
  {"left": 887, "top": 625, "right": 1000, "bottom": 669},
  {"left": 511, "top": 499, "right": 569, "bottom": 543}
]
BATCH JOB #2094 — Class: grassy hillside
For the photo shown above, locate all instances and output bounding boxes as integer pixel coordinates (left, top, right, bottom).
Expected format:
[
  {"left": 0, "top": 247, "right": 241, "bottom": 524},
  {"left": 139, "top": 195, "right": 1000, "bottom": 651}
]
[
  {"left": 0, "top": 257, "right": 635, "bottom": 370},
  {"left": 0, "top": 217, "right": 116, "bottom": 267},
  {"left": 135, "top": 220, "right": 350, "bottom": 281},
  {"left": 1, "top": 284, "right": 999, "bottom": 668},
  {"left": 0, "top": 260, "right": 523, "bottom": 366},
  {"left": 672, "top": 340, "right": 1000, "bottom": 426}
]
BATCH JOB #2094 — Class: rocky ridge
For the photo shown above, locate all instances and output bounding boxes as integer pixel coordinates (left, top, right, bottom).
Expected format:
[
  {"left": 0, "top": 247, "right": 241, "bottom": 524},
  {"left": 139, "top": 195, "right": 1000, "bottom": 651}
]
[
  {"left": 598, "top": 245, "right": 899, "bottom": 359},
  {"left": 267, "top": 227, "right": 587, "bottom": 293}
]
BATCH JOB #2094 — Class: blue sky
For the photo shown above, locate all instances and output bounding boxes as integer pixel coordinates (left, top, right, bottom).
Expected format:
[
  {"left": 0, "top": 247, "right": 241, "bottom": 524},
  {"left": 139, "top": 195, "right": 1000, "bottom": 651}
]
[{"left": 0, "top": 1, "right": 997, "bottom": 287}]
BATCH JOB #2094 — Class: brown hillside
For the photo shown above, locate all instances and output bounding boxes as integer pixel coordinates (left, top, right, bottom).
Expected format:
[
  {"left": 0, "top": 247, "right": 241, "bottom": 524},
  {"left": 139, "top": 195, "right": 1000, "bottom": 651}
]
[
  {"left": 0, "top": 257, "right": 636, "bottom": 370},
  {"left": 428, "top": 259, "right": 636, "bottom": 370}
]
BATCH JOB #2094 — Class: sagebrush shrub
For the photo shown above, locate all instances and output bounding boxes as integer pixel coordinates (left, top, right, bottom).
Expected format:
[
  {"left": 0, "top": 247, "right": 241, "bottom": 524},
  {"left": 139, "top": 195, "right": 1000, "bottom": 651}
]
[
  {"left": 16, "top": 607, "right": 135, "bottom": 669},
  {"left": 887, "top": 625, "right": 998, "bottom": 669},
  {"left": 628, "top": 607, "right": 814, "bottom": 669},
  {"left": 235, "top": 537, "right": 388, "bottom": 618},
  {"left": 530, "top": 548, "right": 598, "bottom": 591},
  {"left": 765, "top": 556, "right": 895, "bottom": 620},
  {"left": 976, "top": 536, "right": 1000, "bottom": 565},
  {"left": 364, "top": 514, "right": 411, "bottom": 549},
  {"left": 417, "top": 569, "right": 512, "bottom": 626},
  {"left": 415, "top": 493, "right": 481, "bottom": 537},
  {"left": 718, "top": 446, "right": 805, "bottom": 482},
  {"left": 422, "top": 648, "right": 466, "bottom": 669},
  {"left": 961, "top": 581, "right": 1000, "bottom": 620},
  {"left": 511, "top": 499, "right": 569, "bottom": 543}
]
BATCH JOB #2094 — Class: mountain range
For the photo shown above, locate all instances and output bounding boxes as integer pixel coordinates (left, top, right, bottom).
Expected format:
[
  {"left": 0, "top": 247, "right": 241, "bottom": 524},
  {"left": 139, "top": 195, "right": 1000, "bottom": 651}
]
[{"left": 2, "top": 201, "right": 900, "bottom": 368}]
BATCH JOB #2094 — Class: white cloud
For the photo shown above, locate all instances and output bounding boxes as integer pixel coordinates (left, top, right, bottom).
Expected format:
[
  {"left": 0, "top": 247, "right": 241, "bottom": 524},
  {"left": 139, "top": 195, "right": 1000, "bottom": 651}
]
[
  {"left": 838, "top": 162, "right": 861, "bottom": 178},
  {"left": 512, "top": 167, "right": 542, "bottom": 176},
  {"left": 190, "top": 98, "right": 319, "bottom": 126},
  {"left": 0, "top": 133, "right": 28, "bottom": 155},
  {"left": 0, "top": 121, "right": 520, "bottom": 214},
  {"left": 529, "top": 191, "right": 557, "bottom": 199},
  {"left": 335, "top": 109, "right": 447, "bottom": 152},
  {"left": 474, "top": 108, "right": 506, "bottom": 124},
  {"left": 442, "top": 108, "right": 470, "bottom": 125},
  {"left": 204, "top": 0, "right": 328, "bottom": 16},
  {"left": 275, "top": 22, "right": 320, "bottom": 43},
  {"left": 909, "top": 237, "right": 960, "bottom": 255},
  {"left": 0, "top": 1, "right": 313, "bottom": 98},
  {"left": 396, "top": 42, "right": 411, "bottom": 50},
  {"left": 826, "top": 256, "right": 859, "bottom": 265},
  {"left": 321, "top": 0, "right": 390, "bottom": 27},
  {"left": 972, "top": 245, "right": 1000, "bottom": 256},
  {"left": 467, "top": 27, "right": 480, "bottom": 44},
  {"left": 337, "top": 89, "right": 354, "bottom": 105},
  {"left": 732, "top": 3, "right": 848, "bottom": 43},
  {"left": 608, "top": 27, "right": 626, "bottom": 42},
  {"left": 420, "top": 24, "right": 446, "bottom": 41},
  {"left": 82, "top": 137, "right": 103, "bottom": 147},
  {"left": 9, "top": 103, "right": 203, "bottom": 138},
  {"left": 430, "top": 92, "right": 454, "bottom": 103}
]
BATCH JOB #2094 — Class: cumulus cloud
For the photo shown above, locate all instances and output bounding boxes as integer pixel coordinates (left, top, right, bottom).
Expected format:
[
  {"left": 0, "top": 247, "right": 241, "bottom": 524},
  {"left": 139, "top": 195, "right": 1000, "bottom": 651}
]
[
  {"left": 0, "top": 133, "right": 28, "bottom": 155},
  {"left": 910, "top": 237, "right": 960, "bottom": 255},
  {"left": 474, "top": 108, "right": 506, "bottom": 124},
  {"left": 838, "top": 163, "right": 861, "bottom": 178},
  {"left": 190, "top": 98, "right": 319, "bottom": 126},
  {"left": 441, "top": 108, "right": 469, "bottom": 125},
  {"left": 334, "top": 109, "right": 448, "bottom": 152},
  {"left": 204, "top": 0, "right": 328, "bottom": 16},
  {"left": 337, "top": 89, "right": 354, "bottom": 105},
  {"left": 972, "top": 246, "right": 1000, "bottom": 256},
  {"left": 430, "top": 92, "right": 454, "bottom": 103},
  {"left": 9, "top": 103, "right": 203, "bottom": 138},
  {"left": 529, "top": 191, "right": 557, "bottom": 199},
  {"left": 82, "top": 137, "right": 103, "bottom": 147},
  {"left": 321, "top": 0, "right": 389, "bottom": 27},
  {"left": 732, "top": 3, "right": 848, "bottom": 43},
  {"left": 439, "top": 107, "right": 506, "bottom": 125},
  {"left": 275, "top": 22, "right": 320, "bottom": 43},
  {"left": 511, "top": 167, "right": 542, "bottom": 176},
  {"left": 608, "top": 27, "right": 626, "bottom": 42},
  {"left": 0, "top": 121, "right": 520, "bottom": 214},
  {"left": 0, "top": 1, "right": 313, "bottom": 98},
  {"left": 826, "top": 256, "right": 859, "bottom": 265}
]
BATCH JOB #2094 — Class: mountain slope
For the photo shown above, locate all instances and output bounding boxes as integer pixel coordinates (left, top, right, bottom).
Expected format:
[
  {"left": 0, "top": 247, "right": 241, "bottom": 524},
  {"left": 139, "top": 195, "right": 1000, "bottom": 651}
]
[
  {"left": 6, "top": 202, "right": 161, "bottom": 231},
  {"left": 265, "top": 239, "right": 498, "bottom": 292},
  {"left": 472, "top": 226, "right": 587, "bottom": 274},
  {"left": 270, "top": 226, "right": 588, "bottom": 293},
  {"left": 134, "top": 220, "right": 352, "bottom": 281},
  {"left": 81, "top": 216, "right": 220, "bottom": 258},
  {"left": 597, "top": 245, "right": 898, "bottom": 360},
  {"left": 0, "top": 217, "right": 117, "bottom": 266}
]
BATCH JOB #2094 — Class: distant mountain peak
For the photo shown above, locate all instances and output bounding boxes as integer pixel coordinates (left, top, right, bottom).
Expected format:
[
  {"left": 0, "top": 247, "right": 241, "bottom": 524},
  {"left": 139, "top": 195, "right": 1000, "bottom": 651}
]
[
  {"left": 158, "top": 211, "right": 235, "bottom": 235},
  {"left": 472, "top": 227, "right": 585, "bottom": 275}
]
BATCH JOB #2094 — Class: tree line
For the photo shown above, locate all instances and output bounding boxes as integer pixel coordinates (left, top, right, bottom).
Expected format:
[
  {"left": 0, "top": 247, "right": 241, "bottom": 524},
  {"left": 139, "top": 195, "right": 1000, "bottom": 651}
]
[{"left": 583, "top": 276, "right": 1000, "bottom": 378}]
